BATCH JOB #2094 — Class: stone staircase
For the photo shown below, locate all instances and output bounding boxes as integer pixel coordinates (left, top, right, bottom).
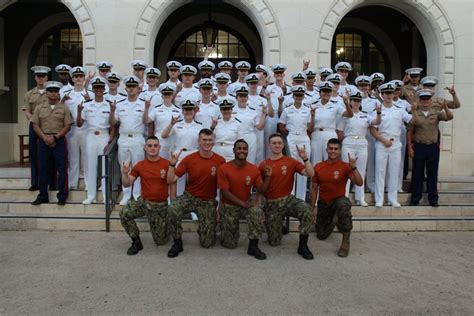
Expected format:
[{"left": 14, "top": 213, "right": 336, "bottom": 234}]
[{"left": 0, "top": 167, "right": 473, "bottom": 232}]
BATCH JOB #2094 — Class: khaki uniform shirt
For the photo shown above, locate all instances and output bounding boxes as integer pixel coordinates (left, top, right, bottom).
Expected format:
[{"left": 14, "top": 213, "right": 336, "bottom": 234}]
[
  {"left": 431, "top": 96, "right": 460, "bottom": 111},
  {"left": 23, "top": 87, "right": 49, "bottom": 114},
  {"left": 31, "top": 103, "right": 73, "bottom": 134},
  {"left": 409, "top": 108, "right": 447, "bottom": 144},
  {"left": 401, "top": 83, "right": 420, "bottom": 101}
]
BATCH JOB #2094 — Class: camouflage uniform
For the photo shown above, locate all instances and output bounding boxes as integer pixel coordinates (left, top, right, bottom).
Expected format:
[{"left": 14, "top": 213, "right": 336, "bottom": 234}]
[
  {"left": 168, "top": 191, "right": 217, "bottom": 248},
  {"left": 220, "top": 203, "right": 265, "bottom": 249},
  {"left": 119, "top": 198, "right": 169, "bottom": 245},
  {"left": 316, "top": 196, "right": 352, "bottom": 240},
  {"left": 263, "top": 195, "right": 312, "bottom": 246}
]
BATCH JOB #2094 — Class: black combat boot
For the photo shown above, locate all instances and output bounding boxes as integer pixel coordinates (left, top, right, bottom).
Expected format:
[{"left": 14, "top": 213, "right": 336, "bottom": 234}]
[
  {"left": 167, "top": 238, "right": 183, "bottom": 258},
  {"left": 337, "top": 232, "right": 350, "bottom": 257},
  {"left": 127, "top": 236, "right": 143, "bottom": 255},
  {"left": 282, "top": 215, "right": 290, "bottom": 235},
  {"left": 247, "top": 239, "right": 266, "bottom": 260},
  {"left": 297, "top": 234, "right": 314, "bottom": 260}
]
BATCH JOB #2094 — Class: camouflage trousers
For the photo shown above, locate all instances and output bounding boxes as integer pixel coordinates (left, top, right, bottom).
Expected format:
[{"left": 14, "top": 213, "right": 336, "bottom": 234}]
[
  {"left": 168, "top": 191, "right": 217, "bottom": 248},
  {"left": 263, "top": 195, "right": 312, "bottom": 246},
  {"left": 119, "top": 198, "right": 169, "bottom": 245},
  {"left": 316, "top": 196, "right": 353, "bottom": 240},
  {"left": 220, "top": 203, "right": 265, "bottom": 249}
]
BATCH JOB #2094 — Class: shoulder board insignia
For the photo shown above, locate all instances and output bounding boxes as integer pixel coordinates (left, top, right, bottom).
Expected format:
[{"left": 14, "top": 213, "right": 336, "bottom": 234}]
[
  {"left": 330, "top": 100, "right": 337, "bottom": 103},
  {"left": 305, "top": 92, "right": 311, "bottom": 97},
  {"left": 361, "top": 110, "right": 367, "bottom": 114},
  {"left": 394, "top": 104, "right": 401, "bottom": 109},
  {"left": 211, "top": 101, "right": 218, "bottom": 105},
  {"left": 194, "top": 120, "right": 202, "bottom": 125},
  {"left": 139, "top": 98, "right": 145, "bottom": 102},
  {"left": 117, "top": 99, "right": 126, "bottom": 103},
  {"left": 229, "top": 94, "right": 236, "bottom": 98},
  {"left": 172, "top": 104, "right": 180, "bottom": 110},
  {"left": 235, "top": 118, "right": 242, "bottom": 123},
  {"left": 154, "top": 104, "right": 163, "bottom": 108},
  {"left": 63, "top": 89, "right": 72, "bottom": 93},
  {"left": 106, "top": 100, "right": 113, "bottom": 104},
  {"left": 248, "top": 106, "right": 256, "bottom": 111},
  {"left": 119, "top": 93, "right": 127, "bottom": 96},
  {"left": 303, "top": 103, "right": 310, "bottom": 108},
  {"left": 84, "top": 99, "right": 93, "bottom": 103},
  {"left": 176, "top": 119, "right": 184, "bottom": 123}
]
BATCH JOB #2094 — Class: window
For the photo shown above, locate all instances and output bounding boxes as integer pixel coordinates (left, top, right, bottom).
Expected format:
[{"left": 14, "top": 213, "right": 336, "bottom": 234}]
[
  {"left": 174, "top": 29, "right": 250, "bottom": 59},
  {"left": 333, "top": 32, "right": 388, "bottom": 80},
  {"left": 29, "top": 25, "right": 82, "bottom": 87}
]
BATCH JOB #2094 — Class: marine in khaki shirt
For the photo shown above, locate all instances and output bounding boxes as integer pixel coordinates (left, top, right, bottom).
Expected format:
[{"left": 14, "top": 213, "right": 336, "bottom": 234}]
[
  {"left": 408, "top": 89, "right": 453, "bottom": 207},
  {"left": 419, "top": 76, "right": 461, "bottom": 111},
  {"left": 31, "top": 81, "right": 73, "bottom": 206},
  {"left": 31, "top": 102, "right": 73, "bottom": 135}
]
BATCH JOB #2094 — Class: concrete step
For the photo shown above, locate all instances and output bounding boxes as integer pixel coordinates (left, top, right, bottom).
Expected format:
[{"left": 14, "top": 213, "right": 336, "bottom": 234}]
[
  {"left": 0, "top": 189, "right": 105, "bottom": 203},
  {"left": 1, "top": 202, "right": 473, "bottom": 218},
  {"left": 0, "top": 178, "right": 86, "bottom": 190},
  {"left": 0, "top": 214, "right": 473, "bottom": 232},
  {"left": 1, "top": 189, "right": 473, "bottom": 205}
]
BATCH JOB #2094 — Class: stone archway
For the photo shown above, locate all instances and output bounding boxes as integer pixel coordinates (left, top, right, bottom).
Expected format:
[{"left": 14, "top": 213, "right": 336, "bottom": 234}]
[
  {"left": 317, "top": 0, "right": 455, "bottom": 153},
  {"left": 133, "top": 0, "right": 282, "bottom": 65},
  {"left": 317, "top": 0, "right": 455, "bottom": 82}
]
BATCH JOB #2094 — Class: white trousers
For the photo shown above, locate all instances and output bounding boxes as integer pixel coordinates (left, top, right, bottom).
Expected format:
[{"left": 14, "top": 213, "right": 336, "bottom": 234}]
[
  {"left": 288, "top": 134, "right": 311, "bottom": 201},
  {"left": 240, "top": 132, "right": 257, "bottom": 164},
  {"left": 118, "top": 135, "right": 145, "bottom": 202},
  {"left": 67, "top": 126, "right": 88, "bottom": 189},
  {"left": 85, "top": 133, "right": 108, "bottom": 201},
  {"left": 398, "top": 127, "right": 407, "bottom": 190},
  {"left": 212, "top": 144, "right": 234, "bottom": 162},
  {"left": 255, "top": 129, "right": 265, "bottom": 164},
  {"left": 365, "top": 133, "right": 376, "bottom": 192},
  {"left": 264, "top": 116, "right": 278, "bottom": 158},
  {"left": 310, "top": 130, "right": 337, "bottom": 165},
  {"left": 342, "top": 138, "right": 368, "bottom": 202},
  {"left": 375, "top": 140, "right": 402, "bottom": 205}
]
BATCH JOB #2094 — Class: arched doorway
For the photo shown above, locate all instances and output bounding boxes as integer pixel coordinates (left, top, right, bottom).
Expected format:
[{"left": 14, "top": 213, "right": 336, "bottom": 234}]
[
  {"left": 153, "top": 1, "right": 262, "bottom": 76},
  {"left": 332, "top": 6, "right": 427, "bottom": 81},
  {"left": 28, "top": 23, "right": 82, "bottom": 88}
]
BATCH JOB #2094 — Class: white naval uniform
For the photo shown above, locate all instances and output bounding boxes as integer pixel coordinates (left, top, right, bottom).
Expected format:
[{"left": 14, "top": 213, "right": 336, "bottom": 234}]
[
  {"left": 140, "top": 89, "right": 163, "bottom": 108},
  {"left": 374, "top": 104, "right": 412, "bottom": 205},
  {"left": 310, "top": 100, "right": 344, "bottom": 165},
  {"left": 148, "top": 103, "right": 181, "bottom": 159},
  {"left": 338, "top": 83, "right": 358, "bottom": 96},
  {"left": 233, "top": 104, "right": 260, "bottom": 164},
  {"left": 212, "top": 117, "right": 241, "bottom": 161},
  {"left": 393, "top": 97, "right": 412, "bottom": 191},
  {"left": 248, "top": 94, "right": 268, "bottom": 163},
  {"left": 195, "top": 101, "right": 220, "bottom": 129},
  {"left": 279, "top": 104, "right": 312, "bottom": 201},
  {"left": 59, "top": 83, "right": 73, "bottom": 95},
  {"left": 227, "top": 80, "right": 247, "bottom": 96},
  {"left": 105, "top": 92, "right": 127, "bottom": 104},
  {"left": 61, "top": 87, "right": 94, "bottom": 189},
  {"left": 337, "top": 111, "right": 374, "bottom": 204},
  {"left": 264, "top": 83, "right": 291, "bottom": 157},
  {"left": 362, "top": 96, "right": 380, "bottom": 193},
  {"left": 80, "top": 99, "right": 111, "bottom": 202},
  {"left": 115, "top": 99, "right": 147, "bottom": 203},
  {"left": 304, "top": 90, "right": 320, "bottom": 105},
  {"left": 174, "top": 86, "right": 201, "bottom": 108},
  {"left": 168, "top": 119, "right": 202, "bottom": 195}
]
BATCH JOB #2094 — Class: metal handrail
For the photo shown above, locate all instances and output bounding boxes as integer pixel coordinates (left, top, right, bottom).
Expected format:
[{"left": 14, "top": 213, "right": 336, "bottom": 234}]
[{"left": 98, "top": 135, "right": 121, "bottom": 231}]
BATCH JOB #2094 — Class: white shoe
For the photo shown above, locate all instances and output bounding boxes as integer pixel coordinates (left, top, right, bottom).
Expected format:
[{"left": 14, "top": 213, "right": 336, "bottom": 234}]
[
  {"left": 190, "top": 212, "right": 198, "bottom": 221},
  {"left": 398, "top": 188, "right": 404, "bottom": 193},
  {"left": 119, "top": 198, "right": 129, "bottom": 206},
  {"left": 375, "top": 202, "right": 383, "bottom": 208},
  {"left": 82, "top": 198, "right": 96, "bottom": 205},
  {"left": 359, "top": 200, "right": 369, "bottom": 207},
  {"left": 390, "top": 201, "right": 401, "bottom": 208}
]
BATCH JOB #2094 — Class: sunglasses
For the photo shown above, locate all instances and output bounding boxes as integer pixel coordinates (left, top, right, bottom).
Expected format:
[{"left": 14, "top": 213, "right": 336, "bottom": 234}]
[{"left": 409, "top": 74, "right": 420, "bottom": 78}]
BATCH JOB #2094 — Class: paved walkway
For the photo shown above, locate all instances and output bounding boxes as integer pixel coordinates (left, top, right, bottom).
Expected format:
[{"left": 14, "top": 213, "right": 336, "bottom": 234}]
[{"left": 0, "top": 231, "right": 473, "bottom": 315}]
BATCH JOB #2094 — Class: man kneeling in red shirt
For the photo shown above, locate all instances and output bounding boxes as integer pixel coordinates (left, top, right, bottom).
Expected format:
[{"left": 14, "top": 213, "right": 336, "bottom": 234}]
[{"left": 310, "top": 138, "right": 363, "bottom": 257}]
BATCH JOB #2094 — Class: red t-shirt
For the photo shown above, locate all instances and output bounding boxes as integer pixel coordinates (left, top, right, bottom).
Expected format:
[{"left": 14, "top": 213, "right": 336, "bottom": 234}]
[
  {"left": 258, "top": 156, "right": 305, "bottom": 200},
  {"left": 175, "top": 151, "right": 226, "bottom": 200},
  {"left": 217, "top": 161, "right": 263, "bottom": 206},
  {"left": 130, "top": 158, "right": 170, "bottom": 202},
  {"left": 312, "top": 160, "right": 353, "bottom": 203}
]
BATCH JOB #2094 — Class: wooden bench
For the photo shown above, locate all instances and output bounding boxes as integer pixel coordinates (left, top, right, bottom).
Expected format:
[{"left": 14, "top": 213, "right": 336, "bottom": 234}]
[{"left": 18, "top": 134, "right": 29, "bottom": 165}]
